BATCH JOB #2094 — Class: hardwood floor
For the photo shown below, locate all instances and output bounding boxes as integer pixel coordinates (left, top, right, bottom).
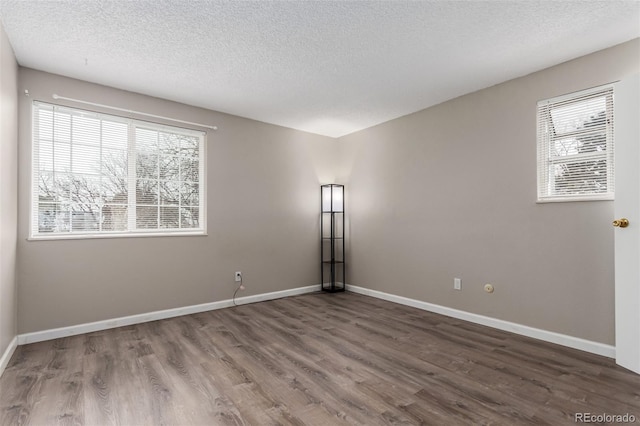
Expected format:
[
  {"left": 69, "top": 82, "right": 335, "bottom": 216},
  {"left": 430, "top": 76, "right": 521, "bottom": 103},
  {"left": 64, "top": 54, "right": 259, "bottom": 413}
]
[{"left": 1, "top": 292, "right": 639, "bottom": 425}]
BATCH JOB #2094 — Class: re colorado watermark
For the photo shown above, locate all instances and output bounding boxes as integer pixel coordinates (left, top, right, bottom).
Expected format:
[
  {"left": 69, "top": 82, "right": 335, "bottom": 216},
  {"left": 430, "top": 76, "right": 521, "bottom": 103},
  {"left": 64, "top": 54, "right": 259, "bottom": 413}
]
[{"left": 575, "top": 412, "right": 636, "bottom": 423}]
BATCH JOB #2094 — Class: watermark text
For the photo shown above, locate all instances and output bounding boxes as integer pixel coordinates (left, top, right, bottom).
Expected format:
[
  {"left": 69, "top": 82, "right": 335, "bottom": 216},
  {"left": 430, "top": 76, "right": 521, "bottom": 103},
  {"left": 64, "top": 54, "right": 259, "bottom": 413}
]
[{"left": 575, "top": 412, "right": 636, "bottom": 423}]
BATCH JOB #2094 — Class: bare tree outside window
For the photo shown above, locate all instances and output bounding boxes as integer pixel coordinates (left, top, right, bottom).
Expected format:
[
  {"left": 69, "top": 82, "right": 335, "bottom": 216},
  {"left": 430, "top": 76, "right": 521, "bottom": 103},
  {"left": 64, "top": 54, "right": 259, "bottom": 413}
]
[
  {"left": 33, "top": 103, "right": 204, "bottom": 237},
  {"left": 552, "top": 110, "right": 609, "bottom": 195}
]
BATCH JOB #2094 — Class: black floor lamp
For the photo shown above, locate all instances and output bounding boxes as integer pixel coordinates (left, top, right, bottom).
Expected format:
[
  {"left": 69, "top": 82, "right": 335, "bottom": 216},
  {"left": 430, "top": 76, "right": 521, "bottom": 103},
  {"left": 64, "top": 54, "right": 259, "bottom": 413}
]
[{"left": 321, "top": 184, "right": 345, "bottom": 292}]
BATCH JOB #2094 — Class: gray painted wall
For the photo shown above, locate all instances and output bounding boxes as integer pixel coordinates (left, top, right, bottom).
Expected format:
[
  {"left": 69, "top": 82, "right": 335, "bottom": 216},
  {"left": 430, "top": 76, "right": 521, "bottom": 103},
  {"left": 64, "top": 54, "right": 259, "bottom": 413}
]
[
  {"left": 12, "top": 38, "right": 640, "bottom": 347},
  {"left": 17, "top": 69, "right": 338, "bottom": 334},
  {"left": 0, "top": 23, "right": 18, "bottom": 357},
  {"left": 339, "top": 39, "right": 640, "bottom": 345}
]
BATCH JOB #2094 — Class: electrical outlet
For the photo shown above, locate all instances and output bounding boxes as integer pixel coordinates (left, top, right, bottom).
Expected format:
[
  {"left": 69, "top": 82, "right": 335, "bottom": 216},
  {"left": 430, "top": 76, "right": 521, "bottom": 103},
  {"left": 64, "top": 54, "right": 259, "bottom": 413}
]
[
  {"left": 454, "top": 278, "right": 461, "bottom": 290},
  {"left": 235, "top": 271, "right": 242, "bottom": 282}
]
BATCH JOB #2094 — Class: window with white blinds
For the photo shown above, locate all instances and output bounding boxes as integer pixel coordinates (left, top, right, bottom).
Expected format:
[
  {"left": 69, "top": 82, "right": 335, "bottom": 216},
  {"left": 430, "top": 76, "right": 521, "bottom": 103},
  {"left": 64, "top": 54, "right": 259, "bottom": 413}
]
[
  {"left": 537, "top": 85, "right": 614, "bottom": 202},
  {"left": 31, "top": 102, "right": 206, "bottom": 238}
]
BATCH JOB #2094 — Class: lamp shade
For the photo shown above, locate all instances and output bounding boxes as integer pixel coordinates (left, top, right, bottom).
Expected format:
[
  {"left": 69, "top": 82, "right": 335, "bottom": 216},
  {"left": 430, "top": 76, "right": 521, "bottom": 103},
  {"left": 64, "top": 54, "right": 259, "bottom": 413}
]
[{"left": 321, "top": 184, "right": 344, "bottom": 212}]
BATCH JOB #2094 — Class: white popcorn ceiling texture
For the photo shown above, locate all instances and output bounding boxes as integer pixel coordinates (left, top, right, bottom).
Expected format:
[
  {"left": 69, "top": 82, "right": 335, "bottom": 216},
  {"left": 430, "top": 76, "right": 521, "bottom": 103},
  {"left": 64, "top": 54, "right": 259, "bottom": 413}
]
[{"left": 1, "top": 0, "right": 638, "bottom": 137}]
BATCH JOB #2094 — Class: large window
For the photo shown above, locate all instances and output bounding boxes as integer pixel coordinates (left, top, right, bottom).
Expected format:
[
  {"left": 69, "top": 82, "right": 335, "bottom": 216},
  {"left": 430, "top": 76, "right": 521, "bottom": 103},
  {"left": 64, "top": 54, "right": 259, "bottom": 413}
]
[
  {"left": 31, "top": 102, "right": 206, "bottom": 239},
  {"left": 537, "top": 85, "right": 614, "bottom": 202}
]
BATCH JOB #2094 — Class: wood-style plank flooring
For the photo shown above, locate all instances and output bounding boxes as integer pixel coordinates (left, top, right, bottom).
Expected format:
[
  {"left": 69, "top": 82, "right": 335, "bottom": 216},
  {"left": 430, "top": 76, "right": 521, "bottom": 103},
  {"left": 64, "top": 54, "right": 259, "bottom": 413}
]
[{"left": 1, "top": 292, "right": 639, "bottom": 425}]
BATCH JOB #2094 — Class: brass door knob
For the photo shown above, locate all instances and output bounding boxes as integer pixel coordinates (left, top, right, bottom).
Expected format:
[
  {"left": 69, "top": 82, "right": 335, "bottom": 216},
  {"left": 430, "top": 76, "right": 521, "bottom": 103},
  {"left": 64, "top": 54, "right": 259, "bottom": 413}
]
[{"left": 613, "top": 218, "right": 630, "bottom": 228}]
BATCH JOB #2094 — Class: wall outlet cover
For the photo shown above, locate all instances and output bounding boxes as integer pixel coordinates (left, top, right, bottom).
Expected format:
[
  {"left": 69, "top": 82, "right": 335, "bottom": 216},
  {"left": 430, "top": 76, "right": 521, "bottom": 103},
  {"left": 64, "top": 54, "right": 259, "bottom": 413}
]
[{"left": 454, "top": 278, "right": 461, "bottom": 290}]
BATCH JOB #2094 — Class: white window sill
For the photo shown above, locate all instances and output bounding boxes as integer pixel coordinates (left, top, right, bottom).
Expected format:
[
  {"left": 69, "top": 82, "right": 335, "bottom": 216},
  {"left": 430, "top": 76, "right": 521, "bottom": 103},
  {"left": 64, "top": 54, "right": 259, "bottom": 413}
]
[
  {"left": 28, "top": 230, "right": 207, "bottom": 241},
  {"left": 536, "top": 196, "right": 614, "bottom": 203}
]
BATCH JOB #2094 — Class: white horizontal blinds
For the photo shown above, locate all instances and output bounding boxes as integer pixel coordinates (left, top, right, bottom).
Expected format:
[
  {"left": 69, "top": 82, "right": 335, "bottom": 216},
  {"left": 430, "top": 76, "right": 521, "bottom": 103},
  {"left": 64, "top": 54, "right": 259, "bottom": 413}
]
[
  {"left": 32, "top": 101, "right": 205, "bottom": 237},
  {"left": 33, "top": 103, "right": 129, "bottom": 234},
  {"left": 135, "top": 126, "right": 202, "bottom": 230},
  {"left": 537, "top": 86, "right": 614, "bottom": 201}
]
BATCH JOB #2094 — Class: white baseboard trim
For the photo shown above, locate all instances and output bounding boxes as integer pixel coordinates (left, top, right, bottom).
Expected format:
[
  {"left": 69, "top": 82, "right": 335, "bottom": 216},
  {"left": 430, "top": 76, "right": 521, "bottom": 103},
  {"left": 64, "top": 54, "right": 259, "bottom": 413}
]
[
  {"left": 0, "top": 336, "right": 18, "bottom": 378},
  {"left": 17, "top": 284, "right": 321, "bottom": 346},
  {"left": 346, "top": 284, "right": 615, "bottom": 359},
  {"left": 15, "top": 283, "right": 614, "bottom": 359}
]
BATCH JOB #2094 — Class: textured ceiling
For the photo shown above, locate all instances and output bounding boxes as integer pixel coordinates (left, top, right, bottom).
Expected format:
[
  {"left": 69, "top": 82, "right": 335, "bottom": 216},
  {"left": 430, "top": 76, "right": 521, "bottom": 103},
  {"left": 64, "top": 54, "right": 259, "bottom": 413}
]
[{"left": 1, "top": 1, "right": 639, "bottom": 137}]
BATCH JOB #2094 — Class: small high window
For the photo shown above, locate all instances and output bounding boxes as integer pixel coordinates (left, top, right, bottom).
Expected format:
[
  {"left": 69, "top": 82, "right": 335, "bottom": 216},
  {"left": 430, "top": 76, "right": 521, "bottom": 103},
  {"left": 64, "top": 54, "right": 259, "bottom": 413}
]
[{"left": 537, "top": 85, "right": 614, "bottom": 202}]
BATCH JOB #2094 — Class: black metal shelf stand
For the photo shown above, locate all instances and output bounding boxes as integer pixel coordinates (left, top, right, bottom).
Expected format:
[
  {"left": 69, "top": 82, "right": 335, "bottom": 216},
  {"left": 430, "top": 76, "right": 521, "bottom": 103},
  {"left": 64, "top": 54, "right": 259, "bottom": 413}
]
[{"left": 321, "top": 184, "right": 345, "bottom": 292}]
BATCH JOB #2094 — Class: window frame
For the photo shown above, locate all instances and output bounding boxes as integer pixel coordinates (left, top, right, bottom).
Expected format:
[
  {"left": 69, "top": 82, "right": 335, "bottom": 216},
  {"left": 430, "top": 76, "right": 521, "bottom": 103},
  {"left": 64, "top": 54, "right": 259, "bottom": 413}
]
[
  {"left": 30, "top": 101, "right": 207, "bottom": 240},
  {"left": 536, "top": 84, "right": 615, "bottom": 203}
]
